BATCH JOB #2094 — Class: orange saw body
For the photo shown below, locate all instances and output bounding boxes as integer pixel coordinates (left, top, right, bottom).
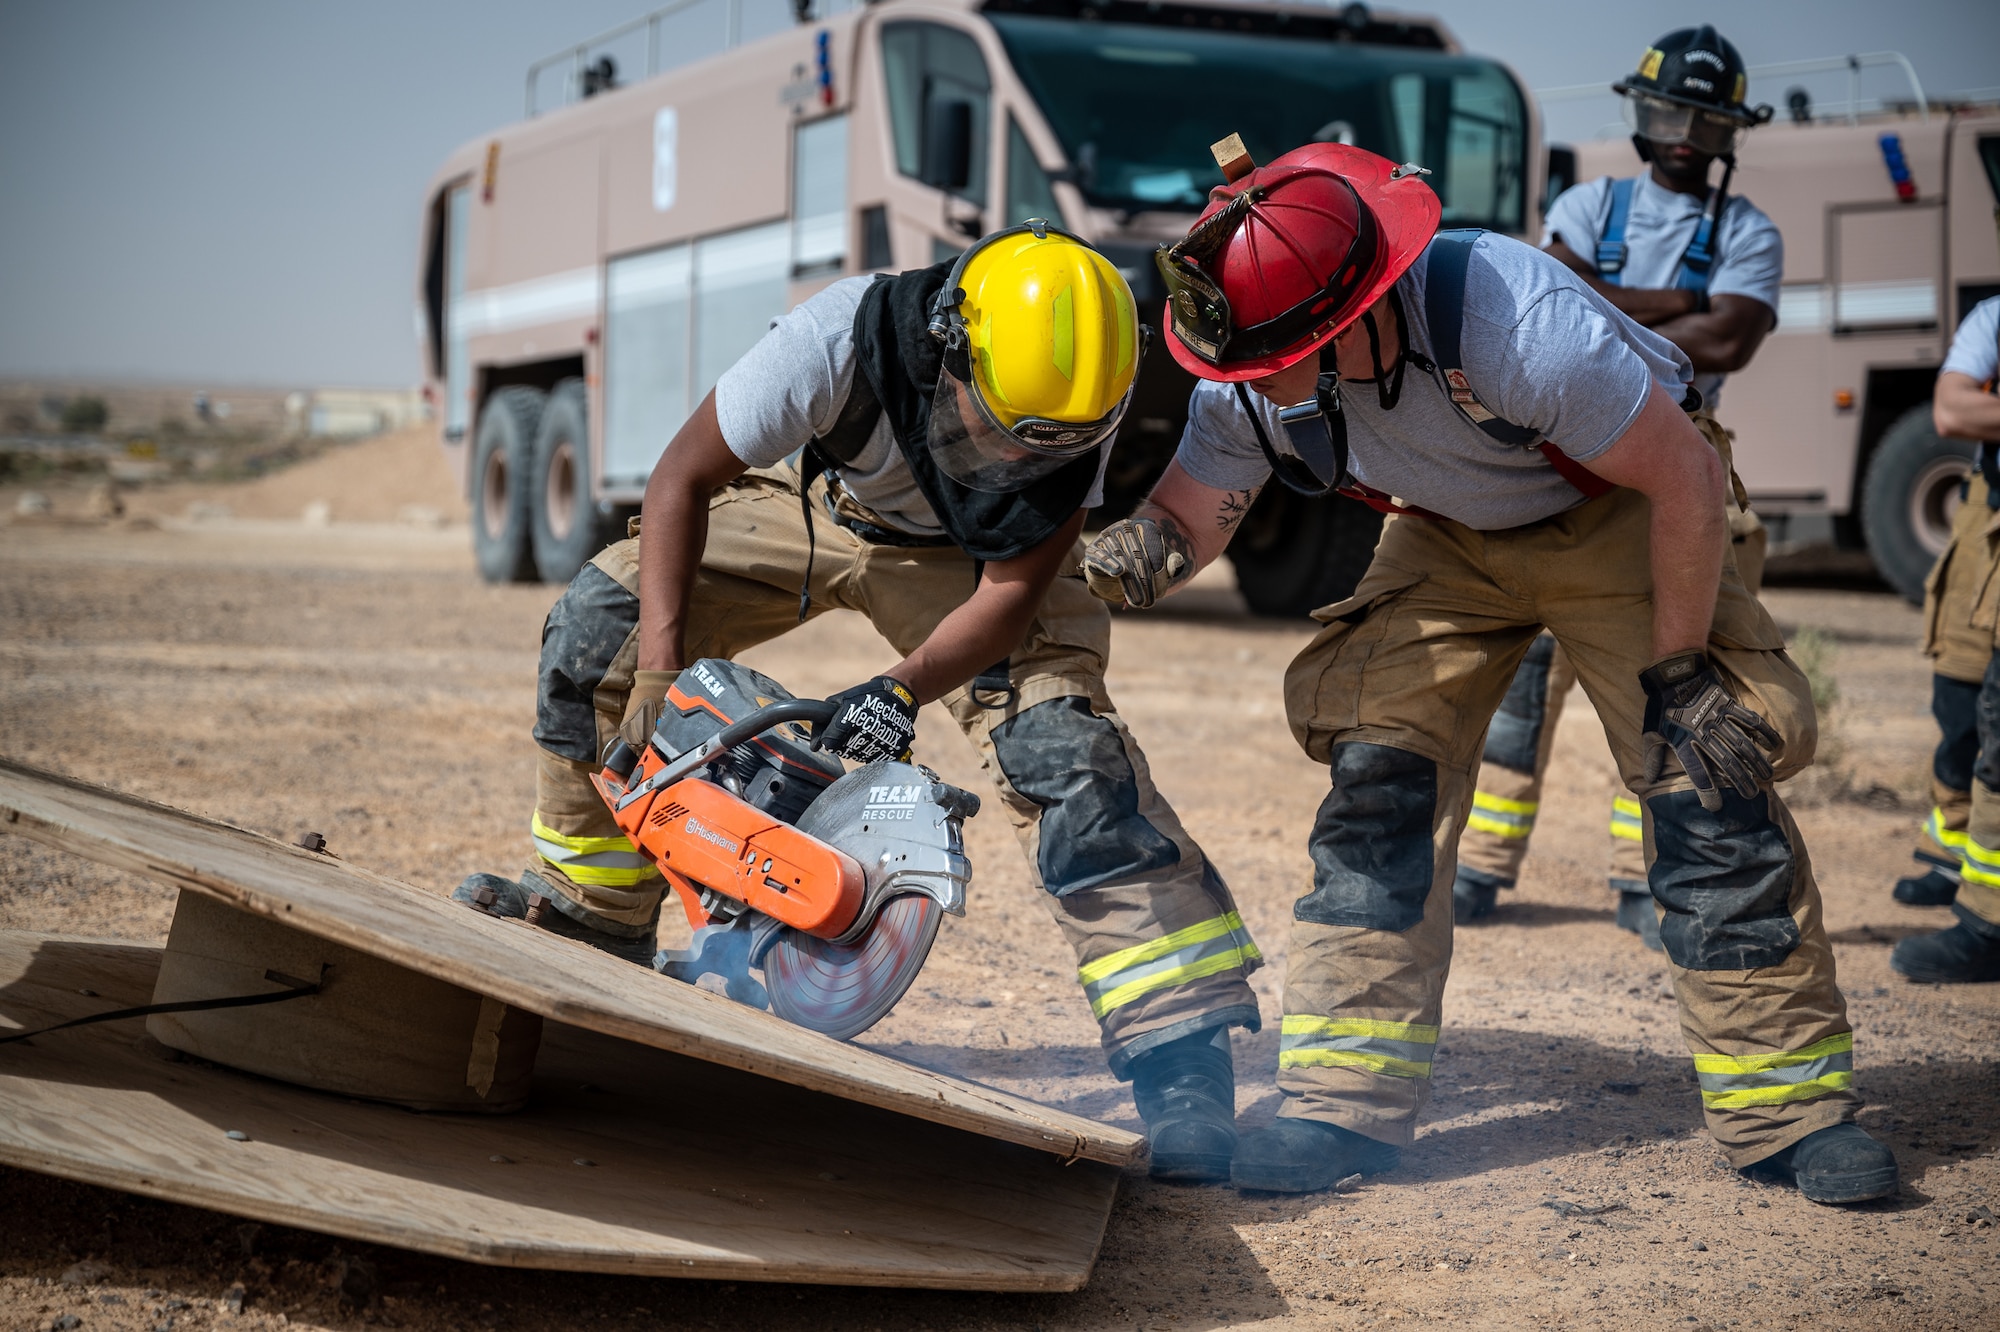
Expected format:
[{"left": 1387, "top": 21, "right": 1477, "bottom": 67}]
[
  {"left": 592, "top": 748, "right": 864, "bottom": 939},
  {"left": 585, "top": 659, "right": 978, "bottom": 1043}
]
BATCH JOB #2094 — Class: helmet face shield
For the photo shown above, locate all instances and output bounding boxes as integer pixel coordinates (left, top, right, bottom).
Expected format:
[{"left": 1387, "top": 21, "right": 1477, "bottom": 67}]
[
  {"left": 926, "top": 349, "right": 1135, "bottom": 492},
  {"left": 1623, "top": 92, "right": 1746, "bottom": 156}
]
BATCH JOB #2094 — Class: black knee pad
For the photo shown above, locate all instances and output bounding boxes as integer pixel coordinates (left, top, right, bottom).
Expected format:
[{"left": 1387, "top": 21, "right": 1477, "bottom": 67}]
[
  {"left": 1647, "top": 788, "right": 1799, "bottom": 969},
  {"left": 532, "top": 563, "right": 641, "bottom": 764},
  {"left": 990, "top": 697, "right": 1180, "bottom": 896},
  {"left": 1482, "top": 633, "right": 1558, "bottom": 773},
  {"left": 1934, "top": 673, "right": 1980, "bottom": 793},
  {"left": 1295, "top": 743, "right": 1438, "bottom": 932},
  {"left": 1974, "top": 653, "right": 2000, "bottom": 792}
]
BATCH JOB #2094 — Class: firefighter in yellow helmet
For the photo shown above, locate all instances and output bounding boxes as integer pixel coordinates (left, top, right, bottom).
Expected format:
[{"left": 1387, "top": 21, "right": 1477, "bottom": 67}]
[{"left": 454, "top": 222, "right": 1264, "bottom": 1181}]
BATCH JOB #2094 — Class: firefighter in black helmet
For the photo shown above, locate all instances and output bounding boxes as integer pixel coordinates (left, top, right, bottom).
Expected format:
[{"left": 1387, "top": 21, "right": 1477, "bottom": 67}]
[{"left": 1453, "top": 28, "right": 1784, "bottom": 939}]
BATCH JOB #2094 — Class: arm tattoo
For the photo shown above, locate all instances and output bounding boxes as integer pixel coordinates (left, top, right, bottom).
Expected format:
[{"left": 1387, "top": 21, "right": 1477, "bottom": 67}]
[{"left": 1216, "top": 488, "right": 1257, "bottom": 535}]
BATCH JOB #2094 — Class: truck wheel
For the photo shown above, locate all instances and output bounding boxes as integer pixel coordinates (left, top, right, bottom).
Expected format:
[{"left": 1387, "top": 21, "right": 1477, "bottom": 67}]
[
  {"left": 1226, "top": 488, "right": 1384, "bottom": 618},
  {"left": 1861, "top": 403, "right": 1972, "bottom": 604},
  {"left": 470, "top": 386, "right": 545, "bottom": 584},
  {"left": 530, "top": 379, "right": 602, "bottom": 584}
]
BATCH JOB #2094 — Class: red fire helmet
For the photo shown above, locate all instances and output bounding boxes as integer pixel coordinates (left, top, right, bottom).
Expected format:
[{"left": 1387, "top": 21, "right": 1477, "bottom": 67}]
[{"left": 1161, "top": 142, "right": 1441, "bottom": 383}]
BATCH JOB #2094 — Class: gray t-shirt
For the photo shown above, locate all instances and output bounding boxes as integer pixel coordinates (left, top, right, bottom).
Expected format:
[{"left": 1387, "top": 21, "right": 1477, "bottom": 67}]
[
  {"left": 1543, "top": 172, "right": 1783, "bottom": 410},
  {"left": 1943, "top": 296, "right": 2000, "bottom": 384},
  {"left": 712, "top": 276, "right": 1110, "bottom": 537},
  {"left": 1176, "top": 231, "right": 1693, "bottom": 532}
]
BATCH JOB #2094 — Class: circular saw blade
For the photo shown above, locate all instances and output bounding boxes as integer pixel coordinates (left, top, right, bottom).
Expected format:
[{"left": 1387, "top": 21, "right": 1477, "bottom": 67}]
[{"left": 763, "top": 891, "right": 943, "bottom": 1041}]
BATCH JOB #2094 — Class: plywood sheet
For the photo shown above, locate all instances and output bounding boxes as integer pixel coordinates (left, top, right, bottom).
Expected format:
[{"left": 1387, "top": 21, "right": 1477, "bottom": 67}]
[
  {"left": 0, "top": 757, "right": 1142, "bottom": 1167},
  {"left": 0, "top": 933, "right": 1121, "bottom": 1290}
]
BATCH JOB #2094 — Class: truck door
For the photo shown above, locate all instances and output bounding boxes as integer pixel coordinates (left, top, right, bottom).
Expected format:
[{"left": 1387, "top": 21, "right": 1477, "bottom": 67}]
[
  {"left": 876, "top": 20, "right": 994, "bottom": 263},
  {"left": 421, "top": 183, "right": 472, "bottom": 444}
]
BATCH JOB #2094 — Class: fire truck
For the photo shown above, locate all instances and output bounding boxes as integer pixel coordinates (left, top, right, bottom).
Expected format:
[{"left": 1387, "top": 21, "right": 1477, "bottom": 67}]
[
  {"left": 416, "top": 0, "right": 1543, "bottom": 612},
  {"left": 1554, "top": 67, "right": 2000, "bottom": 602}
]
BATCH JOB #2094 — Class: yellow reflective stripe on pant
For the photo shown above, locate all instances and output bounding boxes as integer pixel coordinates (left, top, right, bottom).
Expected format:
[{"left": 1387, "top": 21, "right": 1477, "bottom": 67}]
[
  {"left": 1467, "top": 790, "right": 1537, "bottom": 840},
  {"left": 1927, "top": 806, "right": 1970, "bottom": 853},
  {"left": 1610, "top": 795, "right": 1643, "bottom": 843},
  {"left": 530, "top": 812, "right": 659, "bottom": 889},
  {"left": 1692, "top": 1033, "right": 1853, "bottom": 1109},
  {"left": 1962, "top": 836, "right": 2000, "bottom": 890},
  {"left": 1077, "top": 912, "right": 1261, "bottom": 1019},
  {"left": 1278, "top": 1015, "right": 1439, "bottom": 1078}
]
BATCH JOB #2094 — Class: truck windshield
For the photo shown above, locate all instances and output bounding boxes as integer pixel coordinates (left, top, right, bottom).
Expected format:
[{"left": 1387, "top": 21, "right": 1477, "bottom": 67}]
[{"left": 989, "top": 14, "right": 1527, "bottom": 231}]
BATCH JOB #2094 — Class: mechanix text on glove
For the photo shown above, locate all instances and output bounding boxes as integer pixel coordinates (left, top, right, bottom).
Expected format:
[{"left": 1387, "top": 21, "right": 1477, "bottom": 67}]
[
  {"left": 1638, "top": 650, "right": 1782, "bottom": 812},
  {"left": 814, "top": 676, "right": 918, "bottom": 765},
  {"left": 1084, "top": 516, "right": 1192, "bottom": 609}
]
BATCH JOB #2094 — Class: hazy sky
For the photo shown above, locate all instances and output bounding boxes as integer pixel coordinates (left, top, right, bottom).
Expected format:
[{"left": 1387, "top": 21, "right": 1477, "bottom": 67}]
[{"left": 1, "top": 0, "right": 1994, "bottom": 388}]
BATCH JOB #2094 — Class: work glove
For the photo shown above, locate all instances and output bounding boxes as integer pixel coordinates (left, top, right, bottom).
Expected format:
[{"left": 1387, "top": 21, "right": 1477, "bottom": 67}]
[
  {"left": 617, "top": 669, "right": 682, "bottom": 756},
  {"left": 1084, "top": 517, "right": 1188, "bottom": 609},
  {"left": 1638, "top": 651, "right": 1781, "bottom": 812},
  {"left": 813, "top": 676, "right": 918, "bottom": 765}
]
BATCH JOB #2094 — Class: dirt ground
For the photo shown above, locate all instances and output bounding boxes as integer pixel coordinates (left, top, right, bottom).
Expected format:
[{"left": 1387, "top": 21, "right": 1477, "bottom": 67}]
[{"left": 1, "top": 436, "right": 1996, "bottom": 1331}]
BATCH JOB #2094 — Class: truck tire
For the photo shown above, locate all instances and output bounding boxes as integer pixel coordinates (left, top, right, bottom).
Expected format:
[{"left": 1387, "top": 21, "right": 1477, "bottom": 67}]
[
  {"left": 1226, "top": 488, "right": 1385, "bottom": 618},
  {"left": 1861, "top": 403, "right": 1972, "bottom": 604},
  {"left": 530, "top": 379, "right": 602, "bottom": 584},
  {"left": 470, "top": 386, "right": 545, "bottom": 584}
]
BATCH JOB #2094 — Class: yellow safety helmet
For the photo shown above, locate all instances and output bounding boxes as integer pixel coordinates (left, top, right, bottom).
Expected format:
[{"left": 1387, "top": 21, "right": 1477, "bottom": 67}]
[{"left": 926, "top": 219, "right": 1144, "bottom": 492}]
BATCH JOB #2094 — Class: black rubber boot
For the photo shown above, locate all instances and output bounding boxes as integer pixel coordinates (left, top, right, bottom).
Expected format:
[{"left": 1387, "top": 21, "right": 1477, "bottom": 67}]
[
  {"left": 1890, "top": 916, "right": 2000, "bottom": 984},
  {"left": 1231, "top": 1117, "right": 1400, "bottom": 1193},
  {"left": 1614, "top": 887, "right": 1663, "bottom": 951},
  {"left": 1892, "top": 866, "right": 1960, "bottom": 907},
  {"left": 1744, "top": 1124, "right": 1899, "bottom": 1204},
  {"left": 1452, "top": 866, "right": 1510, "bottom": 923},
  {"left": 1129, "top": 1028, "right": 1237, "bottom": 1183},
  {"left": 453, "top": 870, "right": 660, "bottom": 967}
]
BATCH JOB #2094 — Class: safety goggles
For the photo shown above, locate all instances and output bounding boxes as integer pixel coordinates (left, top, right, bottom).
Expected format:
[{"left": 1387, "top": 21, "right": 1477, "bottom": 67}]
[
  {"left": 927, "top": 219, "right": 1141, "bottom": 492},
  {"left": 1154, "top": 175, "right": 1381, "bottom": 368},
  {"left": 1622, "top": 92, "right": 1748, "bottom": 157}
]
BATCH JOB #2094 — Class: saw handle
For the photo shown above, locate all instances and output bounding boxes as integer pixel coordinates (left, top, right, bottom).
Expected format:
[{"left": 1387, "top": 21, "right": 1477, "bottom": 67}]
[{"left": 604, "top": 699, "right": 841, "bottom": 806}]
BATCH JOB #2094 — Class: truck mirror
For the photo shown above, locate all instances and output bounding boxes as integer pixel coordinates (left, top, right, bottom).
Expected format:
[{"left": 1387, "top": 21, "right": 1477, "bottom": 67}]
[
  {"left": 1543, "top": 145, "right": 1577, "bottom": 214},
  {"left": 924, "top": 99, "right": 975, "bottom": 195}
]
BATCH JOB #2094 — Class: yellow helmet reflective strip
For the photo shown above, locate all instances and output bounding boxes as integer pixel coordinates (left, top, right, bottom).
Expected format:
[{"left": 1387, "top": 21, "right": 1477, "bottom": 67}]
[
  {"left": 1692, "top": 1033, "right": 1853, "bottom": 1109},
  {"left": 1076, "top": 911, "right": 1261, "bottom": 1019},
  {"left": 1925, "top": 806, "right": 1970, "bottom": 852},
  {"left": 530, "top": 813, "right": 659, "bottom": 888},
  {"left": 1468, "top": 790, "right": 1537, "bottom": 840},
  {"left": 1610, "top": 795, "right": 1644, "bottom": 843},
  {"left": 1961, "top": 836, "right": 2000, "bottom": 889},
  {"left": 1279, "top": 1015, "right": 1439, "bottom": 1078}
]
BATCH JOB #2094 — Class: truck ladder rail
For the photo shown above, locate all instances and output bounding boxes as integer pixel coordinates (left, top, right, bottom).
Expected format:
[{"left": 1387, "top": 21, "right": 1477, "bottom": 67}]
[{"left": 1535, "top": 50, "right": 1929, "bottom": 129}]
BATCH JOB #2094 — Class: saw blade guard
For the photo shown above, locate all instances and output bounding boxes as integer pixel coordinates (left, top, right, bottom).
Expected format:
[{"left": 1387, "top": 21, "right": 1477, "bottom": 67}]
[{"left": 759, "top": 761, "right": 979, "bottom": 1039}]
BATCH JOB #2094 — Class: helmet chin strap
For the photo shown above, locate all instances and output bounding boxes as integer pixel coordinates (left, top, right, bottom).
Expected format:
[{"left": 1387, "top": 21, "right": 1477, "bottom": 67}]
[{"left": 1359, "top": 287, "right": 1410, "bottom": 411}]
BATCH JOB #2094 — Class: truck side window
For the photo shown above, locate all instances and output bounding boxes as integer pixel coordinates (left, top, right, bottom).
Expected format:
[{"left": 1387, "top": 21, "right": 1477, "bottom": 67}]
[
  {"left": 1005, "top": 116, "right": 1061, "bottom": 227},
  {"left": 881, "top": 22, "right": 990, "bottom": 207},
  {"left": 793, "top": 114, "right": 848, "bottom": 277}
]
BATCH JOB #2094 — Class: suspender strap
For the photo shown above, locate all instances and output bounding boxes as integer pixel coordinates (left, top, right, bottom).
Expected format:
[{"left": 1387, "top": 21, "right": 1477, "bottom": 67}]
[
  {"left": 794, "top": 370, "right": 888, "bottom": 621},
  {"left": 1596, "top": 178, "right": 1634, "bottom": 281},
  {"left": 1537, "top": 441, "right": 1617, "bottom": 499},
  {"left": 1674, "top": 157, "right": 1733, "bottom": 293},
  {"left": 1424, "top": 231, "right": 1540, "bottom": 447}
]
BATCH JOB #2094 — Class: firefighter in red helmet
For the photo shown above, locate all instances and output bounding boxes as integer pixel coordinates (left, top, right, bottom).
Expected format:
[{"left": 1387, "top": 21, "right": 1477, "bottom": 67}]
[{"left": 1085, "top": 138, "right": 1894, "bottom": 1206}]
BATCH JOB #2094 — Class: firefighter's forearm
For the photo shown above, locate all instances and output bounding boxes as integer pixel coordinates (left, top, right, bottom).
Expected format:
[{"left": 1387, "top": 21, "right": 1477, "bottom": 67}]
[
  {"left": 1544, "top": 239, "right": 1696, "bottom": 327},
  {"left": 1651, "top": 295, "right": 1774, "bottom": 374},
  {"left": 1584, "top": 385, "right": 1726, "bottom": 657},
  {"left": 1936, "top": 373, "right": 2000, "bottom": 441},
  {"left": 888, "top": 512, "right": 1087, "bottom": 704}
]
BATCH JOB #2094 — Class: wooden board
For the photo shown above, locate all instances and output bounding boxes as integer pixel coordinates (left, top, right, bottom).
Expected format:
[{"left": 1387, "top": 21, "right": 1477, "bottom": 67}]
[
  {"left": 0, "top": 933, "right": 1122, "bottom": 1290},
  {"left": 0, "top": 757, "right": 1141, "bottom": 1168}
]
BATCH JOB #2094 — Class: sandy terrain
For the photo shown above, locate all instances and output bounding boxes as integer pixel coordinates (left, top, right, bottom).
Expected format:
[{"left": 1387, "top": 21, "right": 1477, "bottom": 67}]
[{"left": 0, "top": 431, "right": 1995, "bottom": 1331}]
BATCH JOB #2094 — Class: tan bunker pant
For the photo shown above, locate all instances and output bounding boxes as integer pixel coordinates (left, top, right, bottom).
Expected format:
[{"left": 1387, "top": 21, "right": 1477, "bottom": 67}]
[
  {"left": 1278, "top": 481, "right": 1856, "bottom": 1166},
  {"left": 526, "top": 464, "right": 1261, "bottom": 1073},
  {"left": 1458, "top": 416, "right": 1767, "bottom": 893},
  {"left": 1909, "top": 474, "right": 2000, "bottom": 883}
]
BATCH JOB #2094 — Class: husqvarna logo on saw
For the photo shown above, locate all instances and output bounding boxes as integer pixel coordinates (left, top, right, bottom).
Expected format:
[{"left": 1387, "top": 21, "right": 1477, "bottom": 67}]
[
  {"left": 683, "top": 816, "right": 741, "bottom": 853},
  {"left": 864, "top": 784, "right": 923, "bottom": 821}
]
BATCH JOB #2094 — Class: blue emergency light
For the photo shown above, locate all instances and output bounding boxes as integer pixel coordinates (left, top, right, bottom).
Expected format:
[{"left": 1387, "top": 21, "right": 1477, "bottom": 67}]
[
  {"left": 816, "top": 30, "right": 833, "bottom": 107},
  {"left": 1878, "top": 133, "right": 1917, "bottom": 203}
]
